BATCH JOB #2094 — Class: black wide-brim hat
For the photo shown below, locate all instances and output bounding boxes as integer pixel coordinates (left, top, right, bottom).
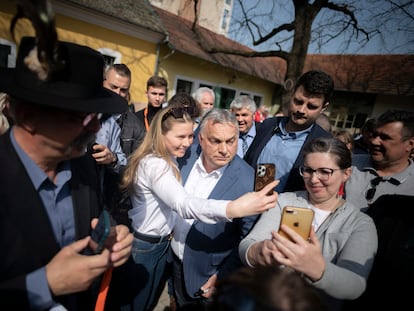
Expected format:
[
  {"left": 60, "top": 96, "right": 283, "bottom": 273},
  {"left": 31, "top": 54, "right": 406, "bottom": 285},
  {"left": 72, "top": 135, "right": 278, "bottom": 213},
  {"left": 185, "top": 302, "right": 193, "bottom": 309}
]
[{"left": 0, "top": 37, "right": 127, "bottom": 113}]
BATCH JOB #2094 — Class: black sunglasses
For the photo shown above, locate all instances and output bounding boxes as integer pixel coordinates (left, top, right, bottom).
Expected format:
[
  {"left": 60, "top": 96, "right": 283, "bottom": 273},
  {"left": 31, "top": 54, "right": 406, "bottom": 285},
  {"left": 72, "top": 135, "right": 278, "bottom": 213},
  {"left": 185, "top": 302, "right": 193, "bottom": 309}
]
[
  {"left": 365, "top": 176, "right": 383, "bottom": 202},
  {"left": 162, "top": 106, "right": 194, "bottom": 122}
]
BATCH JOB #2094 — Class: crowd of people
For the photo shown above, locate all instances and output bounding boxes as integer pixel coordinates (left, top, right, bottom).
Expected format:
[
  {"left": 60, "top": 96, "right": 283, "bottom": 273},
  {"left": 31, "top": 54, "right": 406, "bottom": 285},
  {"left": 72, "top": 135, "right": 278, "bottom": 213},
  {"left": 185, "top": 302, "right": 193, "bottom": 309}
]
[{"left": 1, "top": 2, "right": 414, "bottom": 311}]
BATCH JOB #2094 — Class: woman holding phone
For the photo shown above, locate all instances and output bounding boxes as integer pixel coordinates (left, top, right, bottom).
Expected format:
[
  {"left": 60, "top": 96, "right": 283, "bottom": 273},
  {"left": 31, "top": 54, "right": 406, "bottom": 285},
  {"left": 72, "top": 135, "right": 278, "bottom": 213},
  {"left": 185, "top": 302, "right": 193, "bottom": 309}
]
[
  {"left": 115, "top": 105, "right": 278, "bottom": 311},
  {"left": 239, "top": 137, "right": 378, "bottom": 311}
]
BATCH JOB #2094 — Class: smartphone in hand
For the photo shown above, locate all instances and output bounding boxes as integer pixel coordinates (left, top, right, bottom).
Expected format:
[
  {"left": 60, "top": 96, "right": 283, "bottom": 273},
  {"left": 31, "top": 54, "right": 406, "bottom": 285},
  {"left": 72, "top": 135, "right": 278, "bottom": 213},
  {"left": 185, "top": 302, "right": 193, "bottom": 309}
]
[
  {"left": 278, "top": 206, "right": 314, "bottom": 241},
  {"left": 254, "top": 163, "right": 276, "bottom": 195},
  {"left": 89, "top": 210, "right": 116, "bottom": 254}
]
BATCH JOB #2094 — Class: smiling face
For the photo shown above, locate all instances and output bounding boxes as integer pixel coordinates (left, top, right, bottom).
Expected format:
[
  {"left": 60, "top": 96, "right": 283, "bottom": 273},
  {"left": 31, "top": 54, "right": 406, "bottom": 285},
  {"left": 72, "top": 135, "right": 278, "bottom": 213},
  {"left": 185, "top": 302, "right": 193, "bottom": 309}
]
[
  {"left": 303, "top": 152, "right": 351, "bottom": 208},
  {"left": 163, "top": 121, "right": 194, "bottom": 158},
  {"left": 231, "top": 107, "right": 255, "bottom": 134},
  {"left": 369, "top": 121, "right": 414, "bottom": 170},
  {"left": 199, "top": 119, "right": 238, "bottom": 173},
  {"left": 287, "top": 86, "right": 327, "bottom": 132},
  {"left": 197, "top": 91, "right": 215, "bottom": 116}
]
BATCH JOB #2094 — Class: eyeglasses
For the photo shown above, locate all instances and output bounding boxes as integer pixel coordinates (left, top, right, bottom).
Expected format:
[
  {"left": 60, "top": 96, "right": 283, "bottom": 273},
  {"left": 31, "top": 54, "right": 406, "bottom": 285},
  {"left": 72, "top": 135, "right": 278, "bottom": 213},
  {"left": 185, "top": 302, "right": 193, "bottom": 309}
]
[
  {"left": 162, "top": 106, "right": 194, "bottom": 122},
  {"left": 299, "top": 166, "right": 341, "bottom": 181},
  {"left": 365, "top": 176, "right": 383, "bottom": 202}
]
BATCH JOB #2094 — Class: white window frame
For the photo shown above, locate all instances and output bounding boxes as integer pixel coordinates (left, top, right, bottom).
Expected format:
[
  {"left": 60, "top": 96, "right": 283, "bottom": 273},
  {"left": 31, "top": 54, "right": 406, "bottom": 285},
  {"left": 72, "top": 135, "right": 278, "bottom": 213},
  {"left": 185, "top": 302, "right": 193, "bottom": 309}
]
[
  {"left": 98, "top": 48, "right": 122, "bottom": 65},
  {"left": 172, "top": 75, "right": 264, "bottom": 107}
]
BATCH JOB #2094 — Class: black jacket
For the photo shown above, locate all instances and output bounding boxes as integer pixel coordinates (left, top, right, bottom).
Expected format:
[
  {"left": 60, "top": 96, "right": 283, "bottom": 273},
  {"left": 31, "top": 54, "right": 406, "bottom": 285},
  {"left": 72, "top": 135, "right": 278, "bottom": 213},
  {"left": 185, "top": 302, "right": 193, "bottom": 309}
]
[{"left": 244, "top": 116, "right": 332, "bottom": 192}]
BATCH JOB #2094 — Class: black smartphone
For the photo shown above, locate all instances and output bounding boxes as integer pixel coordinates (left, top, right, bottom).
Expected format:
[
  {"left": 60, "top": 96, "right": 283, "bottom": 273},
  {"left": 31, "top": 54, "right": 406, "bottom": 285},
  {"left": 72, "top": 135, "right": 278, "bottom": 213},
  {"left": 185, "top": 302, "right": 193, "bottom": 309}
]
[
  {"left": 89, "top": 210, "right": 115, "bottom": 254},
  {"left": 87, "top": 142, "right": 99, "bottom": 154},
  {"left": 254, "top": 163, "right": 276, "bottom": 195}
]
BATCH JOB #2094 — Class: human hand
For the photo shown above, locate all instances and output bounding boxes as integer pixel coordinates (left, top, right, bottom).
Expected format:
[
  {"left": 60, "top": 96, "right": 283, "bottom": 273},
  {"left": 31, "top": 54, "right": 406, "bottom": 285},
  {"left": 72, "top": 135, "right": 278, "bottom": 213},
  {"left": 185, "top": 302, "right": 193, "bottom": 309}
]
[
  {"left": 109, "top": 224, "right": 133, "bottom": 267},
  {"left": 247, "top": 239, "right": 280, "bottom": 267},
  {"left": 46, "top": 237, "right": 110, "bottom": 296},
  {"left": 90, "top": 143, "right": 117, "bottom": 165},
  {"left": 199, "top": 274, "right": 217, "bottom": 298},
  {"left": 226, "top": 180, "right": 279, "bottom": 218},
  {"left": 90, "top": 219, "right": 133, "bottom": 267},
  {"left": 271, "top": 226, "right": 325, "bottom": 281}
]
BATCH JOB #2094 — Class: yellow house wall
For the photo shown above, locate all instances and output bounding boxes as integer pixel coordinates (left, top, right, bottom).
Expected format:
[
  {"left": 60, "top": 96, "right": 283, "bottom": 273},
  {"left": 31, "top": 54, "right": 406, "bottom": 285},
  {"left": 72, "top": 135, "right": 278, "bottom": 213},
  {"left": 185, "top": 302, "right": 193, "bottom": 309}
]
[
  {"left": 0, "top": 2, "right": 157, "bottom": 104},
  {"left": 158, "top": 47, "right": 276, "bottom": 107}
]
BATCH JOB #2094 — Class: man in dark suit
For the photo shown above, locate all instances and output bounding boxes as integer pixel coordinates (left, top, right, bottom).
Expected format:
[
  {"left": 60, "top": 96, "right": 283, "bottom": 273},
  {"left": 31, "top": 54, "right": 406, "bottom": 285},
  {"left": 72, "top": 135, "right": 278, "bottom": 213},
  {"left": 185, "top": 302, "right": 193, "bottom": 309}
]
[
  {"left": 170, "top": 109, "right": 260, "bottom": 308},
  {"left": 230, "top": 95, "right": 262, "bottom": 158},
  {"left": 244, "top": 70, "right": 333, "bottom": 192},
  {"left": 0, "top": 35, "right": 133, "bottom": 309}
]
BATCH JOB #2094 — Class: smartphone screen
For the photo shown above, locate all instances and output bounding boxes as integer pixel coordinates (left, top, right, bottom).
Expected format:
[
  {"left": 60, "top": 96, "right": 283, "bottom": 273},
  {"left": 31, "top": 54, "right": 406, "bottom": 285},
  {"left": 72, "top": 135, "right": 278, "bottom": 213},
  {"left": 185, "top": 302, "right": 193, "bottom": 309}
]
[
  {"left": 254, "top": 163, "right": 276, "bottom": 195},
  {"left": 278, "top": 206, "right": 314, "bottom": 241}
]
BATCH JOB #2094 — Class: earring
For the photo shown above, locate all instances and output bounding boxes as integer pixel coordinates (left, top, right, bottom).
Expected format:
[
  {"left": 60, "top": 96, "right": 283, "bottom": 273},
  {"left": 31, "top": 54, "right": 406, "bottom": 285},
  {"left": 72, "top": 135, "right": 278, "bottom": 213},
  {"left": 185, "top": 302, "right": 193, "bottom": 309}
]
[{"left": 337, "top": 182, "right": 345, "bottom": 198}]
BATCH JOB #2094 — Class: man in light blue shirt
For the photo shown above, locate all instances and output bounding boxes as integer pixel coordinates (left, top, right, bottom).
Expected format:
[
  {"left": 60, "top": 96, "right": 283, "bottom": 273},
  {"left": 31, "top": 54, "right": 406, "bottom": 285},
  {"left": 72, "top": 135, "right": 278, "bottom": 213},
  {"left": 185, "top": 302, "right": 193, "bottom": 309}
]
[{"left": 245, "top": 70, "right": 334, "bottom": 192}]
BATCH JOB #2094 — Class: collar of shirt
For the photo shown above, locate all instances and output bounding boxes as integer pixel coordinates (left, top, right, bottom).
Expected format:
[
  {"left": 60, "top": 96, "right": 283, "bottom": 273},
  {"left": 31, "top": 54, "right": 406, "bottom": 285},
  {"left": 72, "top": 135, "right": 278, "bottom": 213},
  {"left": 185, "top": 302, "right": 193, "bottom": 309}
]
[
  {"left": 240, "top": 123, "right": 257, "bottom": 139},
  {"left": 193, "top": 153, "right": 227, "bottom": 178},
  {"left": 278, "top": 118, "right": 313, "bottom": 140},
  {"left": 10, "top": 129, "right": 72, "bottom": 188},
  {"left": 363, "top": 158, "right": 414, "bottom": 185}
]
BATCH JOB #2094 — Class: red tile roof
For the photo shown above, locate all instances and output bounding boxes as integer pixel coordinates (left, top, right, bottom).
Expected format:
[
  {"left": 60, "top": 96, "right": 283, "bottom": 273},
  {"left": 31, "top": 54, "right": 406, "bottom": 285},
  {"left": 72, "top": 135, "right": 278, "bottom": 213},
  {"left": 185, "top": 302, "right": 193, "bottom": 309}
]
[
  {"left": 155, "top": 7, "right": 286, "bottom": 85},
  {"left": 305, "top": 55, "right": 414, "bottom": 96}
]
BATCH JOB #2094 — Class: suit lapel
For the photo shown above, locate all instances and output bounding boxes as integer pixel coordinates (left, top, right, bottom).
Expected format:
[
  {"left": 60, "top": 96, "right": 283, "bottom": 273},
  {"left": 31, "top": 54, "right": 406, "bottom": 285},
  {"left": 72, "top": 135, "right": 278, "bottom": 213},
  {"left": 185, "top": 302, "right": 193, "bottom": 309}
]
[{"left": 0, "top": 134, "right": 60, "bottom": 261}]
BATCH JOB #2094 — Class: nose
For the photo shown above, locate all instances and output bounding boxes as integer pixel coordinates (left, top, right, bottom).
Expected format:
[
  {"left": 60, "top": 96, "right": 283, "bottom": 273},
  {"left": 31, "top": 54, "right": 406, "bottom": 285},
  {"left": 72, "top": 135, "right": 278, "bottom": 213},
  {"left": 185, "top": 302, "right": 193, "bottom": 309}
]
[
  {"left": 217, "top": 142, "right": 228, "bottom": 154},
  {"left": 370, "top": 134, "right": 381, "bottom": 145},
  {"left": 296, "top": 105, "right": 306, "bottom": 114},
  {"left": 309, "top": 171, "right": 320, "bottom": 182},
  {"left": 183, "top": 137, "right": 191, "bottom": 148}
]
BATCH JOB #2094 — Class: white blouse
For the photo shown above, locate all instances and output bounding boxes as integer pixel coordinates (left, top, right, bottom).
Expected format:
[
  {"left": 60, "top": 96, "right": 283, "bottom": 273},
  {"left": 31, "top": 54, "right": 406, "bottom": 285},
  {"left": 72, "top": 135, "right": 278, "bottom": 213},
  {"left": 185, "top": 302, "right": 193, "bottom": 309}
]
[{"left": 128, "top": 154, "right": 229, "bottom": 236}]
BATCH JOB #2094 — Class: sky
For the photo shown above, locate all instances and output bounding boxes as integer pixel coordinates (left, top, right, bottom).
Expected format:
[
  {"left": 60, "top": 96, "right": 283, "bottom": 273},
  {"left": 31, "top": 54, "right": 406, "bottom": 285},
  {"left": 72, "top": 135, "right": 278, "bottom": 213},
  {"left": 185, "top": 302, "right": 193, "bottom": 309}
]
[{"left": 228, "top": 0, "right": 414, "bottom": 55}]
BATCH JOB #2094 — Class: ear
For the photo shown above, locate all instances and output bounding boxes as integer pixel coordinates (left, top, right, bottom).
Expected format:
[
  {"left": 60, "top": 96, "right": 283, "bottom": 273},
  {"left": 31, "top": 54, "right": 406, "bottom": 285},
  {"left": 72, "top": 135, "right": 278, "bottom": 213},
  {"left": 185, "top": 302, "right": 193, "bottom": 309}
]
[
  {"left": 343, "top": 167, "right": 352, "bottom": 182},
  {"left": 406, "top": 136, "right": 414, "bottom": 154}
]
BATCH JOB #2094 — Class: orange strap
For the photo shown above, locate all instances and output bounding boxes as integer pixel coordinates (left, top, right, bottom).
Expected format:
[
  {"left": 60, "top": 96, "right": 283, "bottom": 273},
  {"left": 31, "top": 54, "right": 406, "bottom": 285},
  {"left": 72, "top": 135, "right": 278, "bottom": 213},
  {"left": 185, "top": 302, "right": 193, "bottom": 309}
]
[
  {"left": 94, "top": 267, "right": 113, "bottom": 311},
  {"left": 144, "top": 107, "right": 150, "bottom": 131}
]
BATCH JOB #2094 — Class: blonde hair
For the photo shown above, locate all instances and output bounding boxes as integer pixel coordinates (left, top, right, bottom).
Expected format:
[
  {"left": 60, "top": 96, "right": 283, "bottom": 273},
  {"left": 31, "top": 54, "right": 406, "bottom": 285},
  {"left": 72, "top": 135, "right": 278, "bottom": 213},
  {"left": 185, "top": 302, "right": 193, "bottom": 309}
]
[
  {"left": 120, "top": 107, "right": 193, "bottom": 194},
  {"left": 0, "top": 93, "right": 10, "bottom": 135}
]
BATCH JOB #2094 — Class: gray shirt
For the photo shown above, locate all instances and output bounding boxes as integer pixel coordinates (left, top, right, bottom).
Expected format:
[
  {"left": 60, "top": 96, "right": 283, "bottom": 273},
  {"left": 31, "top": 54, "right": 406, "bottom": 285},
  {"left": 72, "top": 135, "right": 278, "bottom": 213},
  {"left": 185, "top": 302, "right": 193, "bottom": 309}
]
[
  {"left": 239, "top": 191, "right": 378, "bottom": 310},
  {"left": 345, "top": 160, "right": 414, "bottom": 211}
]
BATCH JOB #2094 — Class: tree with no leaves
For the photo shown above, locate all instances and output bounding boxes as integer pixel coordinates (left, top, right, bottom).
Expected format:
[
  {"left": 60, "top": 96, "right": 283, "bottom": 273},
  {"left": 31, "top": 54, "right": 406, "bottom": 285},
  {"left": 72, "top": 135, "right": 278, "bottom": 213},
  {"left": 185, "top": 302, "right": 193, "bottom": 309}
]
[{"left": 189, "top": 0, "right": 413, "bottom": 110}]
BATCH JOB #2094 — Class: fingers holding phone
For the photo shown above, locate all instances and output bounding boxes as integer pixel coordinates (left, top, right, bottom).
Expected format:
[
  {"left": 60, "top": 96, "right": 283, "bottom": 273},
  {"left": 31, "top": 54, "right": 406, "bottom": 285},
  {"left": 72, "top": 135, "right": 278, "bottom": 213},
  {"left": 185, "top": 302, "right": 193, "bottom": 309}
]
[
  {"left": 255, "top": 163, "right": 276, "bottom": 195},
  {"left": 277, "top": 206, "right": 314, "bottom": 242},
  {"left": 88, "top": 210, "right": 116, "bottom": 255}
]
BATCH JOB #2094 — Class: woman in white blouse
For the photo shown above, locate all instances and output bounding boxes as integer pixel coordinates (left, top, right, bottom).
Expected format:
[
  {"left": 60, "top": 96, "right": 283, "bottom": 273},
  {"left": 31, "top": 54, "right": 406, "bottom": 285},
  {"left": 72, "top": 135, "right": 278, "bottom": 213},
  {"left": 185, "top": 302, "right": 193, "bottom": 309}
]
[{"left": 118, "top": 106, "right": 278, "bottom": 311}]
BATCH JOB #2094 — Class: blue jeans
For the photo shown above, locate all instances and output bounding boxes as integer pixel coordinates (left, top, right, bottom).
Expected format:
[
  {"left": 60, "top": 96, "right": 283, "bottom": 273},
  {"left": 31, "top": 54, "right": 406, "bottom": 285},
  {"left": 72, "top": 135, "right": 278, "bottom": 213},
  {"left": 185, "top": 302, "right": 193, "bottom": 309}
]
[{"left": 121, "top": 237, "right": 170, "bottom": 311}]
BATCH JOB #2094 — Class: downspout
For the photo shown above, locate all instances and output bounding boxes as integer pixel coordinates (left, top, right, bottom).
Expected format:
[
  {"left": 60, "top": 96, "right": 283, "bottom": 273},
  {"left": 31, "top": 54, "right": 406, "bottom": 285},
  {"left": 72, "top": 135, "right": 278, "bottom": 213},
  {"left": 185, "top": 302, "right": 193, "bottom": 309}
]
[{"left": 154, "top": 34, "right": 175, "bottom": 75}]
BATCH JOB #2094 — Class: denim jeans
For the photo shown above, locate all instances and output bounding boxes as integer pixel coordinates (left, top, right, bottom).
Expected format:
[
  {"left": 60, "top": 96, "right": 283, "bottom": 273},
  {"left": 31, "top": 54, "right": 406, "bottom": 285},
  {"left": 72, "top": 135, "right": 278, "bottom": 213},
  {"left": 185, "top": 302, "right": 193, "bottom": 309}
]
[{"left": 121, "top": 236, "right": 170, "bottom": 311}]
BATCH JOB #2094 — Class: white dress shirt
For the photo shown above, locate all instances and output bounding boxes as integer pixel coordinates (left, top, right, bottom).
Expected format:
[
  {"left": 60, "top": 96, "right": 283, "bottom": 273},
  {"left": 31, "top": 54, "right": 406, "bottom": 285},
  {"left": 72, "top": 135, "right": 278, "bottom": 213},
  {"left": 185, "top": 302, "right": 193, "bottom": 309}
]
[
  {"left": 171, "top": 155, "right": 226, "bottom": 260},
  {"left": 128, "top": 154, "right": 229, "bottom": 236}
]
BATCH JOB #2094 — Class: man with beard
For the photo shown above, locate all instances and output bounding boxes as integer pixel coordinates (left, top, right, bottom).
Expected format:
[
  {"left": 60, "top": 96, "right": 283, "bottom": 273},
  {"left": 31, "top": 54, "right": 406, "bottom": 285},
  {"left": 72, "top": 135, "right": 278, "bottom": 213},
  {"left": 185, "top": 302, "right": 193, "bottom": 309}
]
[
  {"left": 0, "top": 35, "right": 133, "bottom": 309},
  {"left": 244, "top": 70, "right": 333, "bottom": 192},
  {"left": 343, "top": 112, "right": 414, "bottom": 309}
]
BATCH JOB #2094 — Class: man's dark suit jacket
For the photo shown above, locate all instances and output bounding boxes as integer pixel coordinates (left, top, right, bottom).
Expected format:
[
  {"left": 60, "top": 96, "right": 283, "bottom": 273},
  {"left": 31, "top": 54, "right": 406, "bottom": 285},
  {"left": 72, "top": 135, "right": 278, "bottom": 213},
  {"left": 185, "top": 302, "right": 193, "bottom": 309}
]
[
  {"left": 244, "top": 116, "right": 331, "bottom": 192},
  {"left": 177, "top": 143, "right": 259, "bottom": 299},
  {"left": 0, "top": 131, "right": 101, "bottom": 310}
]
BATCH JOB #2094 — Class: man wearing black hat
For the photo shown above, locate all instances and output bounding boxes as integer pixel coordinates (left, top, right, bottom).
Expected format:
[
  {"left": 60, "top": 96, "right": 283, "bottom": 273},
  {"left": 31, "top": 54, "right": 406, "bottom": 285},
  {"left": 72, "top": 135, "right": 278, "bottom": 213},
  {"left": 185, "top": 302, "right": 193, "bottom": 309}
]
[{"left": 0, "top": 35, "right": 133, "bottom": 310}]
